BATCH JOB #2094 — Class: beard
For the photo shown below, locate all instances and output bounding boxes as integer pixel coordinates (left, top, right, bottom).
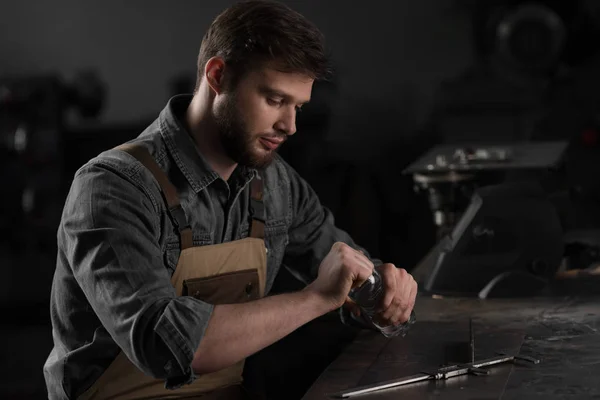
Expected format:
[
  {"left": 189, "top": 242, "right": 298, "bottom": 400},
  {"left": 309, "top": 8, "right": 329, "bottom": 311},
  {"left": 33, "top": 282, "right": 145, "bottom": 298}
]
[{"left": 213, "top": 93, "right": 280, "bottom": 170}]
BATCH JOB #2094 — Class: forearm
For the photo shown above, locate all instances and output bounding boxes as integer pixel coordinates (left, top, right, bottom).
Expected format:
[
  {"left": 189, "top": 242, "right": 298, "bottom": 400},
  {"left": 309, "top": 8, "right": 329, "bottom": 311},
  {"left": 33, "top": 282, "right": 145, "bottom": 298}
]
[{"left": 192, "top": 289, "right": 330, "bottom": 374}]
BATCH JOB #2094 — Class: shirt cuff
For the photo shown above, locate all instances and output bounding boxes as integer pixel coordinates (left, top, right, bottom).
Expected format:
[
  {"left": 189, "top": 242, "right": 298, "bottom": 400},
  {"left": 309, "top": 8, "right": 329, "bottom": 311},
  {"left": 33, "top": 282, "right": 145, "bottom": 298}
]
[{"left": 154, "top": 297, "right": 214, "bottom": 389}]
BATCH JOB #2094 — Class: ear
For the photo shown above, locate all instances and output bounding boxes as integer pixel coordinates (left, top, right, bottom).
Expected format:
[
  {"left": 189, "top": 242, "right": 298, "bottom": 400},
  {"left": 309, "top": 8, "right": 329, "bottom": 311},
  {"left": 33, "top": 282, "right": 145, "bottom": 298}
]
[{"left": 204, "top": 56, "right": 227, "bottom": 95}]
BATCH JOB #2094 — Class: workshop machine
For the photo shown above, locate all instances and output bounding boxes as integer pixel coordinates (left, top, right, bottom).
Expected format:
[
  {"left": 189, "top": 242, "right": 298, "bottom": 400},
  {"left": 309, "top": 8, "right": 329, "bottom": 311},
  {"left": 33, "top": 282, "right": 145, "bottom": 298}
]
[
  {"left": 404, "top": 142, "right": 567, "bottom": 297},
  {"left": 402, "top": 0, "right": 600, "bottom": 298}
]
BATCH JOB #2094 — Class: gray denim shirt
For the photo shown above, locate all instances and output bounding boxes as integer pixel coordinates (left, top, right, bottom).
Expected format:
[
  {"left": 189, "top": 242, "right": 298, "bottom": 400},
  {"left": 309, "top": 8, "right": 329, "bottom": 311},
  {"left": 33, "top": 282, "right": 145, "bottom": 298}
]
[{"left": 44, "top": 95, "right": 375, "bottom": 399}]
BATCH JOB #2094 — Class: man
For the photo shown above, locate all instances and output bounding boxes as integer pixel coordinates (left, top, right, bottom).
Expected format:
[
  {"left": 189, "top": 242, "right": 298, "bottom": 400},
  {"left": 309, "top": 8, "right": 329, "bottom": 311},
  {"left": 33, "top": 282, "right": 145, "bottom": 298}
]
[{"left": 44, "top": 1, "right": 417, "bottom": 399}]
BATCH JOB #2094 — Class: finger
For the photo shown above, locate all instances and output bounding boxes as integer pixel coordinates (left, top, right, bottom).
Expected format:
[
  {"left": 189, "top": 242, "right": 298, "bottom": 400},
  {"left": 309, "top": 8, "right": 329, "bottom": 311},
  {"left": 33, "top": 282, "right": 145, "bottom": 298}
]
[
  {"left": 378, "top": 264, "right": 397, "bottom": 313},
  {"left": 340, "top": 243, "right": 372, "bottom": 272},
  {"left": 351, "top": 257, "right": 374, "bottom": 286},
  {"left": 382, "top": 268, "right": 403, "bottom": 323},
  {"left": 353, "top": 254, "right": 374, "bottom": 278},
  {"left": 351, "top": 247, "right": 372, "bottom": 265},
  {"left": 343, "top": 296, "right": 362, "bottom": 317},
  {"left": 337, "top": 243, "right": 371, "bottom": 286},
  {"left": 399, "top": 277, "right": 418, "bottom": 323},
  {"left": 350, "top": 247, "right": 374, "bottom": 270},
  {"left": 394, "top": 269, "right": 412, "bottom": 323},
  {"left": 385, "top": 269, "right": 411, "bottom": 325},
  {"left": 350, "top": 267, "right": 371, "bottom": 290}
]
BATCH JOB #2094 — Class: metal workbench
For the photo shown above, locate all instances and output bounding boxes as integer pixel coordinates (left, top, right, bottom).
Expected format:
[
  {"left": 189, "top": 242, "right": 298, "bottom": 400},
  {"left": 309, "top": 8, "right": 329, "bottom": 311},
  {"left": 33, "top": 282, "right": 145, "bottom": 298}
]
[{"left": 302, "top": 246, "right": 600, "bottom": 400}]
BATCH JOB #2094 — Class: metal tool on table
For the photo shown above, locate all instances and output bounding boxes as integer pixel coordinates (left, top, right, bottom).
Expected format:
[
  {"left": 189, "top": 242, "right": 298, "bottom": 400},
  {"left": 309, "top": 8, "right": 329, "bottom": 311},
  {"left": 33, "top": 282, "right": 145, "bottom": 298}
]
[{"left": 329, "top": 318, "right": 540, "bottom": 398}]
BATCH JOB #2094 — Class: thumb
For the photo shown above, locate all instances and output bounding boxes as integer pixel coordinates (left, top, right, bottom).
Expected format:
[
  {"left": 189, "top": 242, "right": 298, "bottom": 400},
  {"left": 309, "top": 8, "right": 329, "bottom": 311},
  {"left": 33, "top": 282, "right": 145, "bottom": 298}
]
[{"left": 343, "top": 296, "right": 361, "bottom": 317}]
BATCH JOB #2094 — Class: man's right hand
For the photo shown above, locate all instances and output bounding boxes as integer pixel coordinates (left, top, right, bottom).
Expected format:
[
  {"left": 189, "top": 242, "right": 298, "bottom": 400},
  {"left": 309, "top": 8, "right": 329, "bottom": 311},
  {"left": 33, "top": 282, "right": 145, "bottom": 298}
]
[
  {"left": 305, "top": 242, "right": 375, "bottom": 311},
  {"left": 194, "top": 242, "right": 374, "bottom": 374}
]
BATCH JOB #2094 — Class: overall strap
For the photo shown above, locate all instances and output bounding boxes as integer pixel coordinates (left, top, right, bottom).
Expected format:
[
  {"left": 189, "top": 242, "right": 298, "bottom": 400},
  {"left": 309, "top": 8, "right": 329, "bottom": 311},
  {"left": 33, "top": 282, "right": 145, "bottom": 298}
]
[
  {"left": 249, "top": 174, "right": 265, "bottom": 239},
  {"left": 116, "top": 143, "right": 193, "bottom": 250}
]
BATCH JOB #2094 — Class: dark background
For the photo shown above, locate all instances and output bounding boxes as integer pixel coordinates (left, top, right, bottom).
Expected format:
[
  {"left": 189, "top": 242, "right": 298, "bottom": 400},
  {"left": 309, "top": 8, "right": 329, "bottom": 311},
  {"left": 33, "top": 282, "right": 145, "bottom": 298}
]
[{"left": 3, "top": 0, "right": 600, "bottom": 398}]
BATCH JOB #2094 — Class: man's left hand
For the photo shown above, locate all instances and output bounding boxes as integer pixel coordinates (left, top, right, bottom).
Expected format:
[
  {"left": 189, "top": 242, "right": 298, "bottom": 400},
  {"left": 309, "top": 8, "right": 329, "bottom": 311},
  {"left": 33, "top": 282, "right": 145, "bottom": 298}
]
[{"left": 373, "top": 263, "right": 417, "bottom": 327}]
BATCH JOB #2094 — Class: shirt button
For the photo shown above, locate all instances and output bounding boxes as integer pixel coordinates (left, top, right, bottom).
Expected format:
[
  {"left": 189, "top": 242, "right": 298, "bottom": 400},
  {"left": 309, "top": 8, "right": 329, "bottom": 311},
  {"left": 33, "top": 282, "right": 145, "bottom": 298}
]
[
  {"left": 245, "top": 282, "right": 253, "bottom": 297},
  {"left": 164, "top": 360, "right": 173, "bottom": 374}
]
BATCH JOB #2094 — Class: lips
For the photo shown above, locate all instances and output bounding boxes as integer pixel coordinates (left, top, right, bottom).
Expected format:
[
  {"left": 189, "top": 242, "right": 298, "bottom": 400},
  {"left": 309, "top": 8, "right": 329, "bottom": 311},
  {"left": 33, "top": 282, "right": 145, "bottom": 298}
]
[{"left": 259, "top": 136, "right": 284, "bottom": 151}]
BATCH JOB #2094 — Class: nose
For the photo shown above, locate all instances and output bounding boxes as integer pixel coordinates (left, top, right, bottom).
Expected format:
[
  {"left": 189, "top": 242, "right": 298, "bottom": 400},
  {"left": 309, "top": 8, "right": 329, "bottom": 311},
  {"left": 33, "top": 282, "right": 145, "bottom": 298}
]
[{"left": 274, "top": 106, "right": 297, "bottom": 136}]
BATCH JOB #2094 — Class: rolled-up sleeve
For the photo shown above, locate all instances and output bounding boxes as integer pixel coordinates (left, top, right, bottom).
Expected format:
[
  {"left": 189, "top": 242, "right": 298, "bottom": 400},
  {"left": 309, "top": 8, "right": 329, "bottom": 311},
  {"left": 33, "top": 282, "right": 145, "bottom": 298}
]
[{"left": 61, "top": 162, "right": 212, "bottom": 388}]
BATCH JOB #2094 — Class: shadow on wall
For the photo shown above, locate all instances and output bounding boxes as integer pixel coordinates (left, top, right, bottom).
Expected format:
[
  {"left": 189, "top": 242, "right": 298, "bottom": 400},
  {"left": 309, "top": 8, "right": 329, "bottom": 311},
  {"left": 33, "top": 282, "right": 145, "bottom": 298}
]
[{"left": 326, "top": 81, "right": 423, "bottom": 161}]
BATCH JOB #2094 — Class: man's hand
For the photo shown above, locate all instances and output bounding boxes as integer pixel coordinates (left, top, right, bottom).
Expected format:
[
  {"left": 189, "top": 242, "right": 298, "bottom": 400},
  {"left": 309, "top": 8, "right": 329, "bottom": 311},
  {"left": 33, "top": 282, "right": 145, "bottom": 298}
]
[
  {"left": 305, "top": 242, "right": 374, "bottom": 312},
  {"left": 373, "top": 263, "right": 417, "bottom": 326}
]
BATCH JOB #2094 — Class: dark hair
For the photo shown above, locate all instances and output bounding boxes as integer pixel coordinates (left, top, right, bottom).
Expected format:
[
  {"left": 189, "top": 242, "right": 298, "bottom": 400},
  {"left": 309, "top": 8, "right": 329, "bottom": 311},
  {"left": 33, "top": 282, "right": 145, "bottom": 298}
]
[{"left": 195, "top": 0, "right": 330, "bottom": 91}]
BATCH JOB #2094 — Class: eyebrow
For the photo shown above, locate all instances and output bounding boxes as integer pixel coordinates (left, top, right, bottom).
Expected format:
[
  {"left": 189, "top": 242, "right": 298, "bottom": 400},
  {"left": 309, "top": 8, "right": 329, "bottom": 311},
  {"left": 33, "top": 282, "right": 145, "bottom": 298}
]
[{"left": 258, "top": 85, "right": 310, "bottom": 106}]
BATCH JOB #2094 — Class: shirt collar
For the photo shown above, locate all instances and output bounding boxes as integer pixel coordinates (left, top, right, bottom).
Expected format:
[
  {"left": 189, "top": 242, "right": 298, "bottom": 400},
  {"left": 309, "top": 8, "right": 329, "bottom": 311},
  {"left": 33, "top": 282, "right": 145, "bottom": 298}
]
[{"left": 158, "top": 94, "right": 256, "bottom": 192}]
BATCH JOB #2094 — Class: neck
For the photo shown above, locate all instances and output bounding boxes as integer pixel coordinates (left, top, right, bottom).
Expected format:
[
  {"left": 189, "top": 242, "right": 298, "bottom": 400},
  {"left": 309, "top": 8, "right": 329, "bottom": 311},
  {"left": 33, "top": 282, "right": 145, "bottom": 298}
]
[{"left": 185, "top": 91, "right": 237, "bottom": 181}]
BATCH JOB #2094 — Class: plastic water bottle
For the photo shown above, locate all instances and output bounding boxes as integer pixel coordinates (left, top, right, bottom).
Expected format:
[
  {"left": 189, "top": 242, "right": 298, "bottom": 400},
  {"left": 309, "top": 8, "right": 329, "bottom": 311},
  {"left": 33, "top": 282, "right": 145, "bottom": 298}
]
[{"left": 349, "top": 269, "right": 416, "bottom": 338}]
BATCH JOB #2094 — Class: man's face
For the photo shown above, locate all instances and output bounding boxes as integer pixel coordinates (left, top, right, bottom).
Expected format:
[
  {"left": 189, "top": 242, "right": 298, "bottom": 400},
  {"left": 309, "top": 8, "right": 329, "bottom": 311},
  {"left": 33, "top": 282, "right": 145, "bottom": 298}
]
[{"left": 213, "top": 63, "right": 313, "bottom": 169}]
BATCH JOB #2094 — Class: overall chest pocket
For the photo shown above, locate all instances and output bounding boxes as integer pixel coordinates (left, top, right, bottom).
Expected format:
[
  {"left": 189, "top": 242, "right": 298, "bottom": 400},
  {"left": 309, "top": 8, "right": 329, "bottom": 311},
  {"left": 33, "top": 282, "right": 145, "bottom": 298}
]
[{"left": 182, "top": 269, "right": 260, "bottom": 304}]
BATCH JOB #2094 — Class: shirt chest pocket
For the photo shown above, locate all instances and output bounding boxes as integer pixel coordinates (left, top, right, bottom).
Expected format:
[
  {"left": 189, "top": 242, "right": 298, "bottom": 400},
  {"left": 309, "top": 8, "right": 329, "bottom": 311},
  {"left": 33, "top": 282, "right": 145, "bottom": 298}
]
[
  {"left": 163, "top": 233, "right": 212, "bottom": 273},
  {"left": 265, "top": 222, "right": 289, "bottom": 268},
  {"left": 237, "top": 220, "right": 289, "bottom": 270}
]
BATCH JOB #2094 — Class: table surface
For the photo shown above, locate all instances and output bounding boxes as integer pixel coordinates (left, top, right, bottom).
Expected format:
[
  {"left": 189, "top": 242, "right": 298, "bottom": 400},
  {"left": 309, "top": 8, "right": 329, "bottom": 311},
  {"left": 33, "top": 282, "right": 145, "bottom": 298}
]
[{"left": 302, "top": 246, "right": 600, "bottom": 400}]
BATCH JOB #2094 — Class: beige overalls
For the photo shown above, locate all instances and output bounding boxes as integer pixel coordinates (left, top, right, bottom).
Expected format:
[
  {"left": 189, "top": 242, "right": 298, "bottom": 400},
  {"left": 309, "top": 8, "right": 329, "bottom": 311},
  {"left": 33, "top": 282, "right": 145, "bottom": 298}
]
[{"left": 79, "top": 144, "right": 268, "bottom": 400}]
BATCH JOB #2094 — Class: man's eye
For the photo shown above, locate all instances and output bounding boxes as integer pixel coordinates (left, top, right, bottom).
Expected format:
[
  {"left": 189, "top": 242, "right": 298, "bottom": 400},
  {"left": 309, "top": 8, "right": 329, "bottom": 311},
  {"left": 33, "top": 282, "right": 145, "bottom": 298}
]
[{"left": 267, "top": 98, "right": 282, "bottom": 107}]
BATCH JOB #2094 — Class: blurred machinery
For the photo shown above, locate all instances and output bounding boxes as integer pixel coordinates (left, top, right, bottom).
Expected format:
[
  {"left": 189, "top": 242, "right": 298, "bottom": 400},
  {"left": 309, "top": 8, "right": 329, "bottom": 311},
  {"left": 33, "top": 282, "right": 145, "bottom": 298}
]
[
  {"left": 404, "top": 0, "right": 600, "bottom": 295},
  {"left": 471, "top": 0, "right": 600, "bottom": 78},
  {"left": 416, "top": 179, "right": 564, "bottom": 298},
  {"left": 0, "top": 71, "right": 106, "bottom": 252},
  {"left": 402, "top": 141, "right": 600, "bottom": 298},
  {"left": 434, "top": 0, "right": 600, "bottom": 143},
  {"left": 418, "top": 0, "right": 600, "bottom": 233},
  {"left": 404, "top": 141, "right": 567, "bottom": 238}
]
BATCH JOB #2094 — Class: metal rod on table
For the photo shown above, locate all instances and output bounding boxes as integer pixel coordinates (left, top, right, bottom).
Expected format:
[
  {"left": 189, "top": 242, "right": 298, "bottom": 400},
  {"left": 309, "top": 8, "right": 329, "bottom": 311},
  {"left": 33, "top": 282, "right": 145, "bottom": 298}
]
[
  {"left": 469, "top": 317, "right": 475, "bottom": 363},
  {"left": 328, "top": 355, "right": 518, "bottom": 398},
  {"left": 329, "top": 318, "right": 540, "bottom": 399},
  {"left": 328, "top": 373, "right": 433, "bottom": 398}
]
